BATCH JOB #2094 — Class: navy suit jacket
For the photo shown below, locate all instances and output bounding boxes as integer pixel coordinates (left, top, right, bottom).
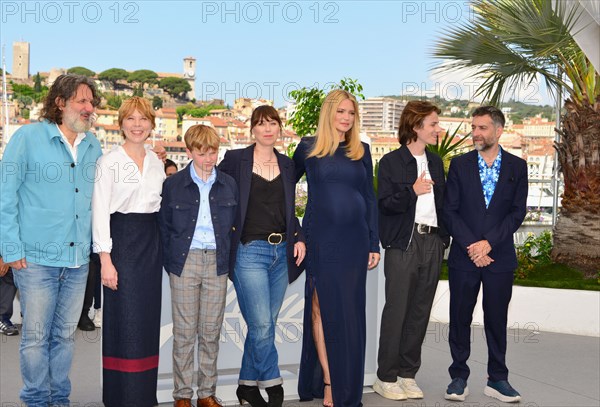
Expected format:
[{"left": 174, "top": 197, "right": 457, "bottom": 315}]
[
  {"left": 443, "top": 148, "right": 528, "bottom": 272},
  {"left": 218, "top": 144, "right": 306, "bottom": 283}
]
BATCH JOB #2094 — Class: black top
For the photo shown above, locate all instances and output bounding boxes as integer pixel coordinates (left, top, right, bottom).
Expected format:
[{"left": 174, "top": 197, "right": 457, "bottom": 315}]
[{"left": 241, "top": 172, "right": 286, "bottom": 243}]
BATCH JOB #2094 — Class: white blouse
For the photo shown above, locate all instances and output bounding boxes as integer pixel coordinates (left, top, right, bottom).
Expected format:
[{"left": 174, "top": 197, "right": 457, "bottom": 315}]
[{"left": 92, "top": 145, "right": 166, "bottom": 253}]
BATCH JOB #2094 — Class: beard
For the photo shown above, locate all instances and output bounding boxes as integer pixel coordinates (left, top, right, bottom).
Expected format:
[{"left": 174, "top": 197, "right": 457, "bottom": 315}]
[
  {"left": 473, "top": 139, "right": 494, "bottom": 152},
  {"left": 62, "top": 109, "right": 94, "bottom": 133}
]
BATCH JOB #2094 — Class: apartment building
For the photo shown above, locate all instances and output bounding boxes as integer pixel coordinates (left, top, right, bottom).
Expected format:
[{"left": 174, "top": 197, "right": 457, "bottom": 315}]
[{"left": 359, "top": 97, "right": 405, "bottom": 131}]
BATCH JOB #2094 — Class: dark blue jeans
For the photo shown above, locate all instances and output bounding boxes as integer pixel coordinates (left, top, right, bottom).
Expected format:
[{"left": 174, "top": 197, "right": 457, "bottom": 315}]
[{"left": 232, "top": 240, "right": 288, "bottom": 388}]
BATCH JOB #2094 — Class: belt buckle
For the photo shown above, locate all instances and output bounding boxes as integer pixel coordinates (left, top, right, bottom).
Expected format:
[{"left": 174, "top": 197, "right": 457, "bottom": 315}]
[
  {"left": 416, "top": 224, "right": 428, "bottom": 234},
  {"left": 267, "top": 233, "right": 283, "bottom": 245}
]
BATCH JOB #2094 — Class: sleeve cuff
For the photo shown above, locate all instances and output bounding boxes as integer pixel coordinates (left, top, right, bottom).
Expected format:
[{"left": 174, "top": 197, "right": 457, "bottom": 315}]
[{"left": 93, "top": 240, "right": 112, "bottom": 254}]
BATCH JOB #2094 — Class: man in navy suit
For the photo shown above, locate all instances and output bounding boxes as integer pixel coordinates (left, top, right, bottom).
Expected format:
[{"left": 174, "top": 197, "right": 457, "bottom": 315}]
[{"left": 443, "top": 106, "right": 528, "bottom": 403}]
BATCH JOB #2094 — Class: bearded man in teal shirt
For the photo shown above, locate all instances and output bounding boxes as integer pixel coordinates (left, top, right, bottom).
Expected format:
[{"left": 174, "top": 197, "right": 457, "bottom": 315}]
[{"left": 0, "top": 74, "right": 102, "bottom": 407}]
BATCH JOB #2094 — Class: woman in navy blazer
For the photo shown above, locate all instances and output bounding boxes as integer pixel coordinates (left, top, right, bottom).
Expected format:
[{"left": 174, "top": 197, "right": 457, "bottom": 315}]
[{"left": 219, "top": 105, "right": 305, "bottom": 407}]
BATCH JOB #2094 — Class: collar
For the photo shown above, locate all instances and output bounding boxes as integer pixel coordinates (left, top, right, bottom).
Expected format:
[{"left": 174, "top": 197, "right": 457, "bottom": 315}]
[
  {"left": 189, "top": 163, "right": 216, "bottom": 185},
  {"left": 399, "top": 144, "right": 432, "bottom": 163},
  {"left": 56, "top": 124, "right": 86, "bottom": 144},
  {"left": 478, "top": 146, "right": 503, "bottom": 168},
  {"left": 183, "top": 162, "right": 228, "bottom": 187}
]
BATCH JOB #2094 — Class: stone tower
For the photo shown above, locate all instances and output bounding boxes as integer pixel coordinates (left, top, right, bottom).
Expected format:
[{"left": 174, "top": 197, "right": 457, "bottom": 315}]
[
  {"left": 182, "top": 57, "right": 196, "bottom": 100},
  {"left": 12, "top": 42, "right": 30, "bottom": 80}
]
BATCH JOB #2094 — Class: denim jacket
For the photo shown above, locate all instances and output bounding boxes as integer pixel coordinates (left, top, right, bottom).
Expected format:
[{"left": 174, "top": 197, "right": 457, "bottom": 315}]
[{"left": 158, "top": 163, "right": 238, "bottom": 276}]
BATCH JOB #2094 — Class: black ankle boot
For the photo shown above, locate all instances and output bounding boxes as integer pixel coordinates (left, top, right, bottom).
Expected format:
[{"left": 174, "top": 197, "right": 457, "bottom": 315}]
[
  {"left": 265, "top": 384, "right": 283, "bottom": 407},
  {"left": 236, "top": 385, "right": 267, "bottom": 407}
]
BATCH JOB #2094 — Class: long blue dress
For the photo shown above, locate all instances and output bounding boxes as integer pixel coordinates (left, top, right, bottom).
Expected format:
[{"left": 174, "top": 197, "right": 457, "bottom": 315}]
[{"left": 293, "top": 137, "right": 379, "bottom": 407}]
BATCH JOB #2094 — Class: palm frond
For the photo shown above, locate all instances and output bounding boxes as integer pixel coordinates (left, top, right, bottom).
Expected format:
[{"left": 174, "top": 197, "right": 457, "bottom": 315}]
[{"left": 432, "top": 0, "right": 599, "bottom": 106}]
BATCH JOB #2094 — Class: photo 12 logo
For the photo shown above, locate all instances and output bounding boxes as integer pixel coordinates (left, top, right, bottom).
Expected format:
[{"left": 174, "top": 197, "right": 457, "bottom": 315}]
[
  {"left": 1, "top": 1, "right": 141, "bottom": 24},
  {"left": 200, "top": 1, "right": 341, "bottom": 24}
]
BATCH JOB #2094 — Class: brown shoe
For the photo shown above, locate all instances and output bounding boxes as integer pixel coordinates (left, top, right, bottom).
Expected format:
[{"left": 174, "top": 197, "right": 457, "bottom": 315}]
[
  {"left": 197, "top": 395, "right": 223, "bottom": 407},
  {"left": 174, "top": 399, "right": 193, "bottom": 407}
]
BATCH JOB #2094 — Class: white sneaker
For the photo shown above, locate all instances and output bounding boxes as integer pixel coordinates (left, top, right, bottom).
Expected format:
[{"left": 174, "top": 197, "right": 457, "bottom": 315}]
[
  {"left": 373, "top": 378, "right": 407, "bottom": 400},
  {"left": 398, "top": 377, "right": 424, "bottom": 399},
  {"left": 93, "top": 309, "right": 102, "bottom": 328}
]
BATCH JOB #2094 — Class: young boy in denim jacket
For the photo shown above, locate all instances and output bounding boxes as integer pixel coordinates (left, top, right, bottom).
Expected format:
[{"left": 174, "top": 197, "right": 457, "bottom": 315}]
[{"left": 159, "top": 125, "right": 238, "bottom": 407}]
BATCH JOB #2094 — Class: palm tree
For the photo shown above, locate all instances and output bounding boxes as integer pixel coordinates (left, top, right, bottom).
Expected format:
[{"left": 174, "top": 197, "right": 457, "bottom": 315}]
[{"left": 432, "top": 0, "right": 600, "bottom": 277}]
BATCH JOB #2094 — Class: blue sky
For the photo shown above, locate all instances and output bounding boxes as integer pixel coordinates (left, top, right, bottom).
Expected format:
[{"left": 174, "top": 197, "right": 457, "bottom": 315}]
[{"left": 1, "top": 0, "right": 553, "bottom": 106}]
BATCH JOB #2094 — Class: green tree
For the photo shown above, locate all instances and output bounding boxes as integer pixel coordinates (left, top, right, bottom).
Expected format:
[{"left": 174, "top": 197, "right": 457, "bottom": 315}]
[
  {"left": 67, "top": 66, "right": 96, "bottom": 77},
  {"left": 33, "top": 72, "right": 42, "bottom": 93},
  {"left": 188, "top": 104, "right": 227, "bottom": 118},
  {"left": 287, "top": 78, "right": 365, "bottom": 137},
  {"left": 133, "top": 86, "right": 144, "bottom": 97},
  {"left": 127, "top": 69, "right": 158, "bottom": 85},
  {"left": 176, "top": 103, "right": 195, "bottom": 122},
  {"left": 152, "top": 96, "right": 163, "bottom": 110},
  {"left": 159, "top": 77, "right": 191, "bottom": 99},
  {"left": 106, "top": 94, "right": 125, "bottom": 109},
  {"left": 432, "top": 0, "right": 600, "bottom": 276},
  {"left": 11, "top": 83, "right": 35, "bottom": 98},
  {"left": 98, "top": 68, "right": 129, "bottom": 87},
  {"left": 13, "top": 81, "right": 47, "bottom": 104}
]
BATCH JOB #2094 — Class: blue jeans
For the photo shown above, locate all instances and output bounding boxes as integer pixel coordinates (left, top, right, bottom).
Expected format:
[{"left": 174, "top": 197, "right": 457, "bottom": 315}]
[
  {"left": 13, "top": 262, "right": 89, "bottom": 407},
  {"left": 233, "top": 240, "right": 288, "bottom": 388}
]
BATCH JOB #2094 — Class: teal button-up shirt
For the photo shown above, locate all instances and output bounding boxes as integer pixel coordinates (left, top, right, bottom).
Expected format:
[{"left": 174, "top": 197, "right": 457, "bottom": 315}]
[{"left": 0, "top": 120, "right": 102, "bottom": 266}]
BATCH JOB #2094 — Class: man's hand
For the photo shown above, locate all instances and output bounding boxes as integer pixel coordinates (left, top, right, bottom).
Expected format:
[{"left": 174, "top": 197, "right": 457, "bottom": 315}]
[
  {"left": 473, "top": 254, "right": 494, "bottom": 268},
  {"left": 7, "top": 258, "right": 27, "bottom": 271},
  {"left": 413, "top": 171, "right": 434, "bottom": 196},
  {"left": 467, "top": 240, "right": 492, "bottom": 262},
  {"left": 0, "top": 257, "right": 10, "bottom": 277}
]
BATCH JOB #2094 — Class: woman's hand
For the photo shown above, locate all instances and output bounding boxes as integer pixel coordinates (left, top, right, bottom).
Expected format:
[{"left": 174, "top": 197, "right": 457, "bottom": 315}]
[
  {"left": 152, "top": 145, "right": 167, "bottom": 162},
  {"left": 368, "top": 252, "right": 380, "bottom": 270},
  {"left": 294, "top": 241, "right": 306, "bottom": 266},
  {"left": 100, "top": 253, "right": 118, "bottom": 291}
]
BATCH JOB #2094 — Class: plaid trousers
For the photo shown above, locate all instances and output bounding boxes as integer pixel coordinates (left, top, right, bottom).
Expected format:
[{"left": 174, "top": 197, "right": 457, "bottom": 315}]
[{"left": 169, "top": 249, "right": 227, "bottom": 400}]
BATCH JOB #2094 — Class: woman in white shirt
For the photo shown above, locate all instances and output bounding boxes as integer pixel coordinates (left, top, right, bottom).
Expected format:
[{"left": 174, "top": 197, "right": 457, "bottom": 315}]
[{"left": 92, "top": 97, "right": 166, "bottom": 407}]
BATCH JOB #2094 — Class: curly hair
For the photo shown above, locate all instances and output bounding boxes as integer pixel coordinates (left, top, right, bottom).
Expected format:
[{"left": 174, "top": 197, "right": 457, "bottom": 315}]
[{"left": 40, "top": 74, "right": 100, "bottom": 124}]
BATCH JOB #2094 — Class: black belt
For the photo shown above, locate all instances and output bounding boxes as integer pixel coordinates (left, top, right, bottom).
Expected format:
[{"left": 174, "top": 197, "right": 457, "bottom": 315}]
[
  {"left": 415, "top": 223, "right": 438, "bottom": 234},
  {"left": 242, "top": 232, "right": 286, "bottom": 245}
]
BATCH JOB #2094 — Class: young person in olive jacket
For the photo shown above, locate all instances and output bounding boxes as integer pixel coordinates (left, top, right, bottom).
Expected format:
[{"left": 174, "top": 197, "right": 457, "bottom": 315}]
[{"left": 374, "top": 101, "right": 450, "bottom": 401}]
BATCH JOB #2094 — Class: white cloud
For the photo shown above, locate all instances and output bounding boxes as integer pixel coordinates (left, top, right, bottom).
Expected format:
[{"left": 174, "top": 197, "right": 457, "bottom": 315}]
[{"left": 425, "top": 64, "right": 556, "bottom": 106}]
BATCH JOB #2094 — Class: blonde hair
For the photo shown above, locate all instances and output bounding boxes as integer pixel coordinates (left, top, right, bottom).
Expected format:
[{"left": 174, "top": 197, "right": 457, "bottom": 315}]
[
  {"left": 118, "top": 97, "right": 156, "bottom": 139},
  {"left": 184, "top": 124, "right": 220, "bottom": 152},
  {"left": 308, "top": 89, "right": 364, "bottom": 160}
]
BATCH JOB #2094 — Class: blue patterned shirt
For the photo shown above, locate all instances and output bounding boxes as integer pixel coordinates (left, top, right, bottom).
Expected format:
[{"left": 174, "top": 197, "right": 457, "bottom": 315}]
[{"left": 478, "top": 148, "right": 502, "bottom": 208}]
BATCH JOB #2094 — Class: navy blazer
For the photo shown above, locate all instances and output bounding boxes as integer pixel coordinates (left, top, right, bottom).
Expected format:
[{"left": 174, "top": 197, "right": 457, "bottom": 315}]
[
  {"left": 443, "top": 148, "right": 528, "bottom": 272},
  {"left": 158, "top": 163, "right": 238, "bottom": 277},
  {"left": 218, "top": 144, "right": 306, "bottom": 283}
]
